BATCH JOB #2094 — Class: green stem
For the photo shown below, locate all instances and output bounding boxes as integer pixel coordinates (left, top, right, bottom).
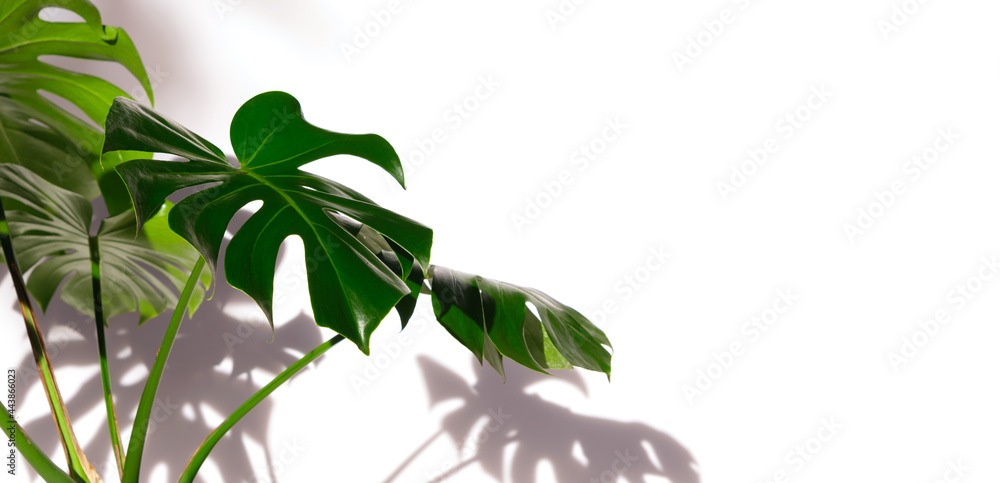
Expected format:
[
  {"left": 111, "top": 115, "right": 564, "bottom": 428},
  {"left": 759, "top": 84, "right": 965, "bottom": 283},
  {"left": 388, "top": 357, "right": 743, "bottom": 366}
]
[
  {"left": 5, "top": 408, "right": 75, "bottom": 483},
  {"left": 122, "top": 256, "right": 205, "bottom": 483},
  {"left": 179, "top": 334, "right": 346, "bottom": 482},
  {"left": 0, "top": 199, "right": 94, "bottom": 482},
  {"left": 89, "top": 235, "right": 125, "bottom": 480}
]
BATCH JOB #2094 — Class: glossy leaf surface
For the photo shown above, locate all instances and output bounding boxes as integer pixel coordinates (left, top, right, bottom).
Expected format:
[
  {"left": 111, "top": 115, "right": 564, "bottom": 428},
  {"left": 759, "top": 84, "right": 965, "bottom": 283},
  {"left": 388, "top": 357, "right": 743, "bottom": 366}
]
[
  {"left": 103, "top": 92, "right": 432, "bottom": 353},
  {"left": 428, "top": 265, "right": 612, "bottom": 380}
]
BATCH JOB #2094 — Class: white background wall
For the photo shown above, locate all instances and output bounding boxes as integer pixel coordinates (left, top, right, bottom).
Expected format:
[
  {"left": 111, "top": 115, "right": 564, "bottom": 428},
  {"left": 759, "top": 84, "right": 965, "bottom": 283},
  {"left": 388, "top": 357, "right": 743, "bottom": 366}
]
[{"left": 3, "top": 0, "right": 1000, "bottom": 482}]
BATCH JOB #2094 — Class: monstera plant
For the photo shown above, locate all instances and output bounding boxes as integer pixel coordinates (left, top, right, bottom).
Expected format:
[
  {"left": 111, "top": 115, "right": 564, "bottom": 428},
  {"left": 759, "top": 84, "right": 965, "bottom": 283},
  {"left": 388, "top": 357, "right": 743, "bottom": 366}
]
[
  {"left": 0, "top": 1, "right": 612, "bottom": 482},
  {"left": 1, "top": 0, "right": 205, "bottom": 481}
]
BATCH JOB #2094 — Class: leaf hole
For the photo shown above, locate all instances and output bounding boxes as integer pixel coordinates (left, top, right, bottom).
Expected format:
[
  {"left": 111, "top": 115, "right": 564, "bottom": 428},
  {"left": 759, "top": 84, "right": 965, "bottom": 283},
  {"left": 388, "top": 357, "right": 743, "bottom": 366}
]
[
  {"left": 218, "top": 202, "right": 263, "bottom": 252},
  {"left": 37, "top": 7, "right": 86, "bottom": 23},
  {"left": 525, "top": 301, "right": 541, "bottom": 320},
  {"left": 165, "top": 181, "right": 225, "bottom": 204},
  {"left": 206, "top": 202, "right": 264, "bottom": 289},
  {"left": 272, "top": 235, "right": 306, "bottom": 325},
  {"left": 326, "top": 210, "right": 363, "bottom": 233}
]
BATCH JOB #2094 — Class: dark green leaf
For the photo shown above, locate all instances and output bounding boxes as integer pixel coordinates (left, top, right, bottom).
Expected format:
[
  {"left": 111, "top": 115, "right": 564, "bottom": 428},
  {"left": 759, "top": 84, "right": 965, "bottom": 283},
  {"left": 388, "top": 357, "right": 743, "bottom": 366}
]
[
  {"left": 103, "top": 92, "right": 432, "bottom": 353},
  {"left": 427, "top": 265, "right": 612, "bottom": 380},
  {"left": 333, "top": 212, "right": 422, "bottom": 328}
]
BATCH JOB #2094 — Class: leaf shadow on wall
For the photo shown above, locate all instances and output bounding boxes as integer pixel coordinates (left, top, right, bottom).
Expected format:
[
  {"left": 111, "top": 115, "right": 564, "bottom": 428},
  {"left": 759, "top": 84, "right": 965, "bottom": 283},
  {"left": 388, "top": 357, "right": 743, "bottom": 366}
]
[
  {"left": 384, "top": 356, "right": 700, "bottom": 483},
  {"left": 12, "top": 208, "right": 325, "bottom": 483}
]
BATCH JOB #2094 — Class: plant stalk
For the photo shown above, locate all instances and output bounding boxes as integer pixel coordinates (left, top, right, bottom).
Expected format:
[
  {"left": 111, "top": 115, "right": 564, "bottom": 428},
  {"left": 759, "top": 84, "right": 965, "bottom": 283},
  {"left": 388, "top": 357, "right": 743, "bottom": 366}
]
[
  {"left": 0, "top": 198, "right": 96, "bottom": 482},
  {"left": 5, "top": 408, "right": 76, "bottom": 483},
  {"left": 89, "top": 235, "right": 125, "bottom": 480},
  {"left": 179, "top": 334, "right": 346, "bottom": 482},
  {"left": 121, "top": 256, "right": 205, "bottom": 483}
]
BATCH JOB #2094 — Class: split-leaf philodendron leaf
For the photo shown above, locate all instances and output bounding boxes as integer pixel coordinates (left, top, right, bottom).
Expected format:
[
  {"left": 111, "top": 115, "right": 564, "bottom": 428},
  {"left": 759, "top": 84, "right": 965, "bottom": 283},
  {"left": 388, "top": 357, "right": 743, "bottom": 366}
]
[
  {"left": 104, "top": 90, "right": 613, "bottom": 377},
  {"left": 0, "top": 163, "right": 210, "bottom": 322},
  {"left": 427, "top": 266, "right": 612, "bottom": 380},
  {"left": 0, "top": 0, "right": 152, "bottom": 203},
  {"left": 103, "top": 92, "right": 433, "bottom": 354}
]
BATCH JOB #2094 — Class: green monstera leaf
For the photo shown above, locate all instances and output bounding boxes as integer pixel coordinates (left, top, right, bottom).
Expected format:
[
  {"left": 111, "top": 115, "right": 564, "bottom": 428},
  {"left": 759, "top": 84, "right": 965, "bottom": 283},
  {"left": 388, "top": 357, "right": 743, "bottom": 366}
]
[
  {"left": 333, "top": 211, "right": 425, "bottom": 329},
  {"left": 102, "top": 92, "right": 433, "bottom": 353},
  {"left": 0, "top": 163, "right": 210, "bottom": 322},
  {"left": 0, "top": 0, "right": 152, "bottom": 202},
  {"left": 103, "top": 90, "right": 613, "bottom": 376},
  {"left": 426, "top": 265, "right": 613, "bottom": 380}
]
